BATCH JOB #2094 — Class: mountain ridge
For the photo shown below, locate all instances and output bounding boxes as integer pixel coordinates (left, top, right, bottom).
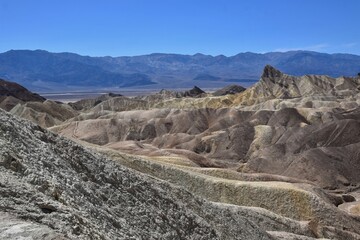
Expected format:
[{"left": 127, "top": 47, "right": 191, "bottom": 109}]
[{"left": 0, "top": 49, "right": 360, "bottom": 91}]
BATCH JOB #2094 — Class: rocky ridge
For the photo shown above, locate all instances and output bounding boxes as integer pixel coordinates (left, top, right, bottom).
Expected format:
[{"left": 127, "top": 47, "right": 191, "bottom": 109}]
[
  {"left": 1, "top": 50, "right": 360, "bottom": 90},
  {"left": 232, "top": 65, "right": 360, "bottom": 107}
]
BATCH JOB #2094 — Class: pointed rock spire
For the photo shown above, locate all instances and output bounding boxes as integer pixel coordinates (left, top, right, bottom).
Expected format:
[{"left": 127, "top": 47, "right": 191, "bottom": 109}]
[
  {"left": 261, "top": 65, "right": 283, "bottom": 79},
  {"left": 184, "top": 86, "right": 206, "bottom": 97}
]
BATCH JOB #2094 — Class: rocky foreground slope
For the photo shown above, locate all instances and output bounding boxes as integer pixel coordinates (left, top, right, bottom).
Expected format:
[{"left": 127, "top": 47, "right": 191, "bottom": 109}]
[{"left": 0, "top": 109, "right": 274, "bottom": 239}]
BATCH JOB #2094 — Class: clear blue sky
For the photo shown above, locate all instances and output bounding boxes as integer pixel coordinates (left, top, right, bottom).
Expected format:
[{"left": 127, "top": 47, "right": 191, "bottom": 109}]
[{"left": 1, "top": 0, "right": 359, "bottom": 56}]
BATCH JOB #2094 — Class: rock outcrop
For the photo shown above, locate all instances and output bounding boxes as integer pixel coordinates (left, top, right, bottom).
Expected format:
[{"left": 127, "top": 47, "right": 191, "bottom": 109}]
[
  {"left": 212, "top": 84, "right": 246, "bottom": 96},
  {"left": 69, "top": 92, "right": 123, "bottom": 111},
  {"left": 233, "top": 65, "right": 360, "bottom": 106},
  {"left": 135, "top": 86, "right": 207, "bottom": 102},
  {"left": 183, "top": 86, "right": 206, "bottom": 97}
]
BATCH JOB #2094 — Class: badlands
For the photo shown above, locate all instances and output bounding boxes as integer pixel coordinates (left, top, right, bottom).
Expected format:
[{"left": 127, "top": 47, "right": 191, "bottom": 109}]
[{"left": 1, "top": 65, "right": 360, "bottom": 239}]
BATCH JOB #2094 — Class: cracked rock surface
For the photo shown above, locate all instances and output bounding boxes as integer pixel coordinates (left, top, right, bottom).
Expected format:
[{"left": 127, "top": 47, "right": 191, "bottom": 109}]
[{"left": 0, "top": 109, "right": 271, "bottom": 239}]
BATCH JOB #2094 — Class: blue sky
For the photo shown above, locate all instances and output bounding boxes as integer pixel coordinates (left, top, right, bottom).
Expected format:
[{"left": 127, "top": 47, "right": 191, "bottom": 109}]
[{"left": 0, "top": 0, "right": 359, "bottom": 56}]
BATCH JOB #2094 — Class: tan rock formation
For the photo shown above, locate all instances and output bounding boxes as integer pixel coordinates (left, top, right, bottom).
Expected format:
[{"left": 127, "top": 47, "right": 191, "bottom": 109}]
[{"left": 10, "top": 100, "right": 78, "bottom": 128}]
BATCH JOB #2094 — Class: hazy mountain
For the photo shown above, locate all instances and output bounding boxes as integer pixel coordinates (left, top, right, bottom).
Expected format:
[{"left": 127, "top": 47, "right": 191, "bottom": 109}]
[
  {"left": 0, "top": 50, "right": 155, "bottom": 91},
  {"left": 0, "top": 49, "right": 359, "bottom": 91}
]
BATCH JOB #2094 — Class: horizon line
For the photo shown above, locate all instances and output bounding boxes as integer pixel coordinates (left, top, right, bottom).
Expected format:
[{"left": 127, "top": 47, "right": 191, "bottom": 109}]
[{"left": 2, "top": 49, "right": 360, "bottom": 58}]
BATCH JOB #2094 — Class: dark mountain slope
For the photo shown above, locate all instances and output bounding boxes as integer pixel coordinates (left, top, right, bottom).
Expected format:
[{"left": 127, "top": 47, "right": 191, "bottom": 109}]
[
  {"left": 0, "top": 78, "right": 45, "bottom": 111},
  {"left": 0, "top": 78, "right": 45, "bottom": 102}
]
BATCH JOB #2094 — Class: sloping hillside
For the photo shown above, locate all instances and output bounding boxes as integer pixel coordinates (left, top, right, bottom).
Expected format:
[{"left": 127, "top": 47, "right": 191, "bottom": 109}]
[{"left": 0, "top": 109, "right": 275, "bottom": 239}]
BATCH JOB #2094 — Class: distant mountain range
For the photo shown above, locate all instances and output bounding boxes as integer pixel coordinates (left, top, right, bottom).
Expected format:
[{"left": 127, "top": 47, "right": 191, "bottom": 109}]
[{"left": 0, "top": 49, "right": 359, "bottom": 91}]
